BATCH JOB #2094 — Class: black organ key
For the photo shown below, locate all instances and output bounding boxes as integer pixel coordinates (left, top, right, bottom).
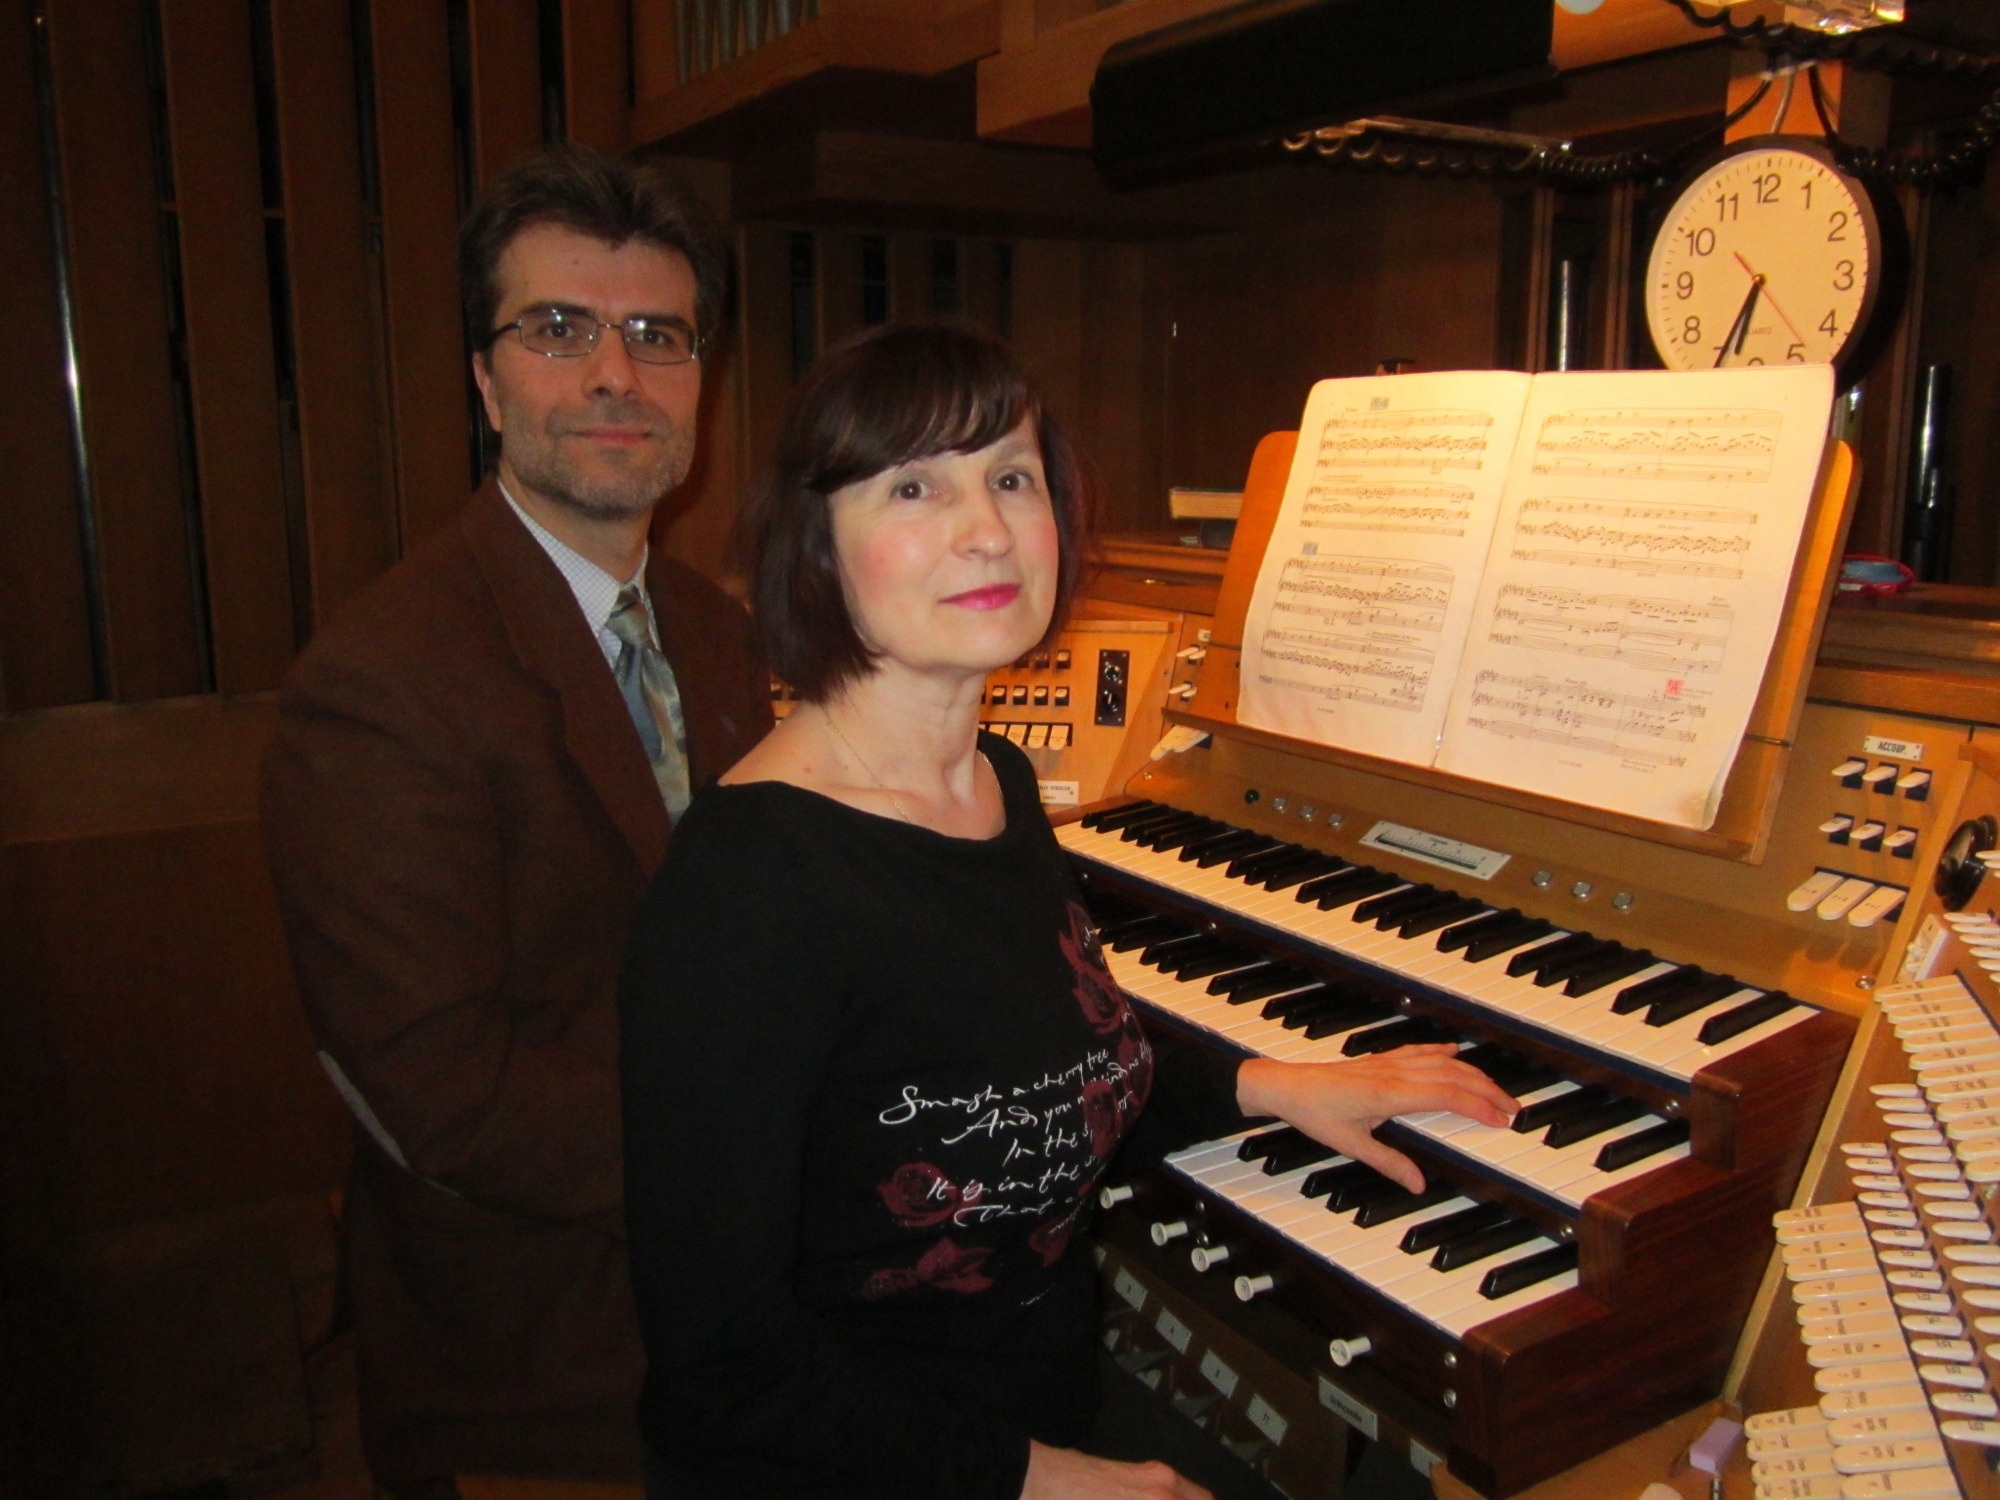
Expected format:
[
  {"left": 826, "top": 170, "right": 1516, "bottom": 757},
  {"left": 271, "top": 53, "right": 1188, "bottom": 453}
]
[
  {"left": 1237, "top": 1127, "right": 1304, "bottom": 1164},
  {"left": 1341, "top": 1016, "right": 1459, "bottom": 1056},
  {"left": 1375, "top": 889, "right": 1478, "bottom": 932},
  {"left": 1511, "top": 1085, "right": 1613, "bottom": 1135},
  {"left": 1262, "top": 1135, "right": 1339, "bottom": 1175},
  {"left": 1260, "top": 986, "right": 1334, "bottom": 1022},
  {"left": 1543, "top": 1097, "right": 1649, "bottom": 1148},
  {"left": 1264, "top": 854, "right": 1347, "bottom": 892},
  {"left": 1563, "top": 947, "right": 1659, "bottom": 997},
  {"left": 1172, "top": 947, "right": 1262, "bottom": 983},
  {"left": 1311, "top": 869, "right": 1404, "bottom": 911},
  {"left": 1697, "top": 992, "right": 1799, "bottom": 1046},
  {"left": 1645, "top": 973, "right": 1748, "bottom": 1028},
  {"left": 1211, "top": 965, "right": 1312, "bottom": 1002},
  {"left": 1528, "top": 939, "right": 1627, "bottom": 990},
  {"left": 1228, "top": 843, "right": 1310, "bottom": 881},
  {"left": 1594, "top": 1117, "right": 1691, "bottom": 1171},
  {"left": 1432, "top": 1217, "right": 1542, "bottom": 1272},
  {"left": 1400, "top": 898, "right": 1488, "bottom": 939},
  {"left": 1480, "top": 1243, "right": 1579, "bottom": 1299},
  {"left": 1302, "top": 1160, "right": 1373, "bottom": 1199},
  {"left": 1303, "top": 996, "right": 1399, "bottom": 1039},
  {"left": 1505, "top": 931, "right": 1599, "bottom": 981},
  {"left": 1082, "top": 800, "right": 1160, "bottom": 831},
  {"left": 1102, "top": 914, "right": 1183, "bottom": 952},
  {"left": 1402, "top": 1202, "right": 1510, "bottom": 1255},
  {"left": 1354, "top": 1183, "right": 1459, "bottom": 1228},
  {"left": 1296, "top": 865, "right": 1372, "bottom": 903},
  {"left": 1138, "top": 930, "right": 1214, "bottom": 966},
  {"left": 1351, "top": 883, "right": 1441, "bottom": 925},
  {"left": 1176, "top": 827, "right": 1255, "bottom": 863},
  {"left": 1463, "top": 916, "right": 1557, "bottom": 965},
  {"left": 1145, "top": 818, "right": 1232, "bottom": 855},
  {"left": 1436, "top": 908, "right": 1521, "bottom": 953},
  {"left": 1115, "top": 806, "right": 1193, "bottom": 842},
  {"left": 1191, "top": 832, "right": 1279, "bottom": 868},
  {"left": 1612, "top": 965, "right": 1706, "bottom": 1016},
  {"left": 1457, "top": 1044, "right": 1563, "bottom": 1098}
]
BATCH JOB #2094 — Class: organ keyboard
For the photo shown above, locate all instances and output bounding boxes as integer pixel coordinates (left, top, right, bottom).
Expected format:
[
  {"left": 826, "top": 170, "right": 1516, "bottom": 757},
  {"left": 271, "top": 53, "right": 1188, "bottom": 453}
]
[{"left": 1066, "top": 428, "right": 1955, "bottom": 1497}]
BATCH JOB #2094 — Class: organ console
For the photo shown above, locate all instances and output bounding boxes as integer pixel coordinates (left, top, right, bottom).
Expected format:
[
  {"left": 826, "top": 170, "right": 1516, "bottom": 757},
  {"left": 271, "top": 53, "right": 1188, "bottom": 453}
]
[{"left": 1068, "top": 426, "right": 2000, "bottom": 1496}]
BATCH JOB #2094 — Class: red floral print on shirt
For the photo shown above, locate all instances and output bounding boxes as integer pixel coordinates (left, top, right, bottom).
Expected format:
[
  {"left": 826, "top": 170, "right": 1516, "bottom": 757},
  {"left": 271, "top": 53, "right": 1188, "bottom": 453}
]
[
  {"left": 1059, "top": 901, "right": 1130, "bottom": 1035},
  {"left": 875, "top": 1162, "right": 981, "bottom": 1228},
  {"left": 860, "top": 1237, "right": 996, "bottom": 1300}
]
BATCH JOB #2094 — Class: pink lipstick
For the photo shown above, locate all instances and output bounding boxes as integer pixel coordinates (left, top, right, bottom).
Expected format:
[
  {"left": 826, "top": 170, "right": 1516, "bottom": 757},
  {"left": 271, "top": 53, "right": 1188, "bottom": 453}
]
[{"left": 943, "top": 584, "right": 1020, "bottom": 610}]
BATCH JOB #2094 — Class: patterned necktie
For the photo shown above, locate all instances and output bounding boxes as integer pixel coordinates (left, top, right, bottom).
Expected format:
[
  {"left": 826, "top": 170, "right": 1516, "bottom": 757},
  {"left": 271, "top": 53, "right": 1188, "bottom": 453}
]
[{"left": 605, "top": 585, "right": 692, "bottom": 820}]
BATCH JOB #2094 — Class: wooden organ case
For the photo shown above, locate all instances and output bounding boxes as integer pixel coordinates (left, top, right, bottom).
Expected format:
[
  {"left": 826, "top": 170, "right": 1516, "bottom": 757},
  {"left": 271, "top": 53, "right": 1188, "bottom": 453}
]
[{"left": 1062, "top": 428, "right": 1945, "bottom": 1496}]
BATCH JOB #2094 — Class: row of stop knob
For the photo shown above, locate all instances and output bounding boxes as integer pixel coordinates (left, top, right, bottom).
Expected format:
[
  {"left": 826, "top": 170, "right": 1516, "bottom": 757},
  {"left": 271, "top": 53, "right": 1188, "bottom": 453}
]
[{"left": 1100, "top": 1181, "right": 1374, "bottom": 1367}]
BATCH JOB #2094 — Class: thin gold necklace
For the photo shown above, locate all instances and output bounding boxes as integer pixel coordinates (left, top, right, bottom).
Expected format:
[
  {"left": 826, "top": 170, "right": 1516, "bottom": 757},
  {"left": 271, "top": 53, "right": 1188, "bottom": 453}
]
[{"left": 821, "top": 709, "right": 916, "bottom": 825}]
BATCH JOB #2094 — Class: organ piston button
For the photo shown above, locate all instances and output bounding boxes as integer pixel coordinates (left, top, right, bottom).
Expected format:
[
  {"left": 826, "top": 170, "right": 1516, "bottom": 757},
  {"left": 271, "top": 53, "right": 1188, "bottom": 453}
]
[
  {"left": 1822, "top": 815, "right": 1856, "bottom": 841},
  {"left": 1234, "top": 1274, "right": 1275, "bottom": 1301},
  {"left": 1326, "top": 1336, "right": 1372, "bottom": 1367},
  {"left": 1884, "top": 828, "right": 1918, "bottom": 857},
  {"left": 1832, "top": 758, "right": 1868, "bottom": 786},
  {"left": 1863, "top": 763, "right": 1901, "bottom": 789},
  {"left": 1788, "top": 871, "right": 1845, "bottom": 912},
  {"left": 1816, "top": 878, "right": 1877, "bottom": 921},
  {"left": 1189, "top": 1244, "right": 1231, "bottom": 1272},
  {"left": 1854, "top": 821, "right": 1888, "bottom": 851},
  {"left": 1150, "top": 1220, "right": 1190, "bottom": 1246},
  {"left": 1898, "top": 770, "right": 1933, "bottom": 799},
  {"left": 1099, "top": 1184, "right": 1134, "bottom": 1208}
]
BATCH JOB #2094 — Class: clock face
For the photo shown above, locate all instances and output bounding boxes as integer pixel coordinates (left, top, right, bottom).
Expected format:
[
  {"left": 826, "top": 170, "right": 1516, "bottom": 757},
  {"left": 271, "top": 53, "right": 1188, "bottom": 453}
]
[{"left": 1646, "top": 139, "right": 1880, "bottom": 375}]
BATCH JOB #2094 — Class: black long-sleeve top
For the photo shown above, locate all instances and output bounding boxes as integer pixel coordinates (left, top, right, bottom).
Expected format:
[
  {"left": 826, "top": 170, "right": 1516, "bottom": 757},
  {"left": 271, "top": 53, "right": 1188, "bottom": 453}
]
[{"left": 620, "top": 734, "right": 1246, "bottom": 1500}]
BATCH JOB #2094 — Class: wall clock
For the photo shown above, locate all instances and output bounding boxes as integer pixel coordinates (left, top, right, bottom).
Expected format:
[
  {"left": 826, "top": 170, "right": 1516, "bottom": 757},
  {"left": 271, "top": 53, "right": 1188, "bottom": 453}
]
[{"left": 1644, "top": 136, "right": 1906, "bottom": 388}]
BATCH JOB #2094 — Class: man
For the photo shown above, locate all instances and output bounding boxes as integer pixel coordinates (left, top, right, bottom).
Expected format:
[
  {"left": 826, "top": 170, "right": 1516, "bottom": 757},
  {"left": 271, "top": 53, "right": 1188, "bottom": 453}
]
[{"left": 262, "top": 146, "right": 770, "bottom": 1493}]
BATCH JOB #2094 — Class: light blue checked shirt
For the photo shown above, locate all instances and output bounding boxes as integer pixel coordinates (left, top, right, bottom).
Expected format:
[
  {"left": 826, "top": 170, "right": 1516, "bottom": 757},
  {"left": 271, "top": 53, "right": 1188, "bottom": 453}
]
[{"left": 499, "top": 477, "right": 662, "bottom": 665}]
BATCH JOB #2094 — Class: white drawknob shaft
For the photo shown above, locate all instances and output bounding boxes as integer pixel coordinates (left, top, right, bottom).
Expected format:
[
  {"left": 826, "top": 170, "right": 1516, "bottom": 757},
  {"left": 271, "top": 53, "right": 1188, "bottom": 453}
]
[
  {"left": 1327, "top": 1336, "right": 1373, "bottom": 1367},
  {"left": 1189, "top": 1244, "right": 1231, "bottom": 1273},
  {"left": 1234, "top": 1274, "right": 1275, "bottom": 1302},
  {"left": 1099, "top": 1184, "right": 1135, "bottom": 1209},
  {"left": 1150, "top": 1220, "right": 1190, "bottom": 1246}
]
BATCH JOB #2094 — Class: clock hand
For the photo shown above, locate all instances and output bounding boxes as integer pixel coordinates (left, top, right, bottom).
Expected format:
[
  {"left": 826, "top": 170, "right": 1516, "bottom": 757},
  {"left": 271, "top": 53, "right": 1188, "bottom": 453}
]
[
  {"left": 1713, "top": 275, "right": 1764, "bottom": 368},
  {"left": 1733, "top": 251, "right": 1809, "bottom": 347}
]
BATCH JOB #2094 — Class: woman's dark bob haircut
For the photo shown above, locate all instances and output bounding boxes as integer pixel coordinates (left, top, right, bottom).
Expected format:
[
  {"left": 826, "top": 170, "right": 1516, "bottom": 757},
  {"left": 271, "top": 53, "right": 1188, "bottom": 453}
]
[{"left": 738, "top": 323, "right": 1097, "bottom": 703}]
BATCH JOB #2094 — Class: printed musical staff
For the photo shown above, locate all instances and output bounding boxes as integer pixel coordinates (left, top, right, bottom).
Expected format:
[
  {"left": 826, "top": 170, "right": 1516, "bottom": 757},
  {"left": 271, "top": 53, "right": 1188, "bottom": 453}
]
[
  {"left": 1486, "top": 585, "right": 1732, "bottom": 677},
  {"left": 1507, "top": 497, "right": 1758, "bottom": 579},
  {"left": 1316, "top": 407, "right": 1496, "bottom": 474},
  {"left": 1460, "top": 671, "right": 1708, "bottom": 770},
  {"left": 1301, "top": 482, "right": 1474, "bottom": 537},
  {"left": 1529, "top": 406, "right": 1782, "bottom": 484}
]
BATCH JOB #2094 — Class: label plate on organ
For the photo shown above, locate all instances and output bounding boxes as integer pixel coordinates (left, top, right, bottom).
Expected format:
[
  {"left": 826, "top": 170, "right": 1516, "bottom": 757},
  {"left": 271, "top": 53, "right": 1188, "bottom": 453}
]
[{"left": 1358, "top": 821, "right": 1511, "bottom": 881}]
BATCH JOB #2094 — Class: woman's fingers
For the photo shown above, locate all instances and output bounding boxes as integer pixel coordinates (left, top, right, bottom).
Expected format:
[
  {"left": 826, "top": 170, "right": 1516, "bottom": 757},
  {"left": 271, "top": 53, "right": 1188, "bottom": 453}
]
[{"left": 1332, "top": 1128, "right": 1426, "bottom": 1194}]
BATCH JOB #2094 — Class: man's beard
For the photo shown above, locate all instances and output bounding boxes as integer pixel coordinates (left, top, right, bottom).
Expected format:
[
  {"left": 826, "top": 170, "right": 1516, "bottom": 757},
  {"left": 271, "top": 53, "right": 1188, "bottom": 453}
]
[{"left": 502, "top": 398, "right": 696, "bottom": 522}]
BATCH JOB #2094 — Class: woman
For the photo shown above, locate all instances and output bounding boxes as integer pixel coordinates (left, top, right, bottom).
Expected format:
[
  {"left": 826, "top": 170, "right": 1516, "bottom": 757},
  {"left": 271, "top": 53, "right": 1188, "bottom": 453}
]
[{"left": 620, "top": 325, "right": 1516, "bottom": 1500}]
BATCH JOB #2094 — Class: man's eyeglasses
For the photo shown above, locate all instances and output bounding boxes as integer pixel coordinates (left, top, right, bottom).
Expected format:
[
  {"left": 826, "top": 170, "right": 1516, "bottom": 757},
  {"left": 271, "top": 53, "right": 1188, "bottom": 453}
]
[{"left": 487, "top": 308, "right": 704, "bottom": 366}]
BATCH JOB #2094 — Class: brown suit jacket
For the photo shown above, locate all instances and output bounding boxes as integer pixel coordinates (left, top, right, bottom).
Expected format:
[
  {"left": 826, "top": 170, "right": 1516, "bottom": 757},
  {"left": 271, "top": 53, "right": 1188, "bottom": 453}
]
[{"left": 262, "top": 480, "right": 771, "bottom": 1486}]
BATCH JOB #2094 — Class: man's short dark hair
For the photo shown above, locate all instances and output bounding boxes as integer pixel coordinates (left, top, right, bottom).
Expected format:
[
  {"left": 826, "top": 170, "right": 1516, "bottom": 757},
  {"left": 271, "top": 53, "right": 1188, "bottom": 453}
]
[
  {"left": 737, "top": 323, "right": 1097, "bottom": 703},
  {"left": 459, "top": 144, "right": 728, "bottom": 351}
]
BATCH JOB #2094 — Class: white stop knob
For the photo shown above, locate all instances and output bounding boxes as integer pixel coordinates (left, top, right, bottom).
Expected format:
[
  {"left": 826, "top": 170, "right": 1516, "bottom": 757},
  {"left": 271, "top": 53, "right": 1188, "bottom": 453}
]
[
  {"left": 1190, "top": 1244, "right": 1231, "bottom": 1273},
  {"left": 1234, "top": 1274, "right": 1275, "bottom": 1302},
  {"left": 1150, "top": 1220, "right": 1189, "bottom": 1246},
  {"left": 1099, "top": 1184, "right": 1135, "bottom": 1209},
  {"left": 1327, "top": 1336, "right": 1373, "bottom": 1367}
]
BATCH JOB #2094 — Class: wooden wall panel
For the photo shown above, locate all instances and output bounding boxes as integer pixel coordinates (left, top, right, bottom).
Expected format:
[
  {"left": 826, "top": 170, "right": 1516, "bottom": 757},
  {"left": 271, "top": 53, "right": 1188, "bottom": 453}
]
[
  {"left": 1008, "top": 238, "right": 1084, "bottom": 432},
  {"left": 43, "top": 0, "right": 203, "bottom": 702},
  {"left": 1077, "top": 242, "right": 1154, "bottom": 530},
  {"left": 158, "top": 1, "right": 296, "bottom": 693},
  {"left": 372, "top": 2, "right": 476, "bottom": 550},
  {"left": 736, "top": 224, "right": 797, "bottom": 513},
  {"left": 565, "top": 0, "right": 631, "bottom": 153},
  {"left": 0, "top": 821, "right": 346, "bottom": 1233},
  {"left": 960, "top": 239, "right": 1004, "bottom": 336},
  {"left": 0, "top": 1, "right": 97, "bottom": 710},
  {"left": 889, "top": 230, "right": 931, "bottom": 323},
  {"left": 469, "top": 0, "right": 544, "bottom": 182},
  {"left": 268, "top": 0, "right": 397, "bottom": 628},
  {"left": 818, "top": 230, "right": 865, "bottom": 350},
  {"left": 631, "top": 0, "right": 678, "bottom": 105}
]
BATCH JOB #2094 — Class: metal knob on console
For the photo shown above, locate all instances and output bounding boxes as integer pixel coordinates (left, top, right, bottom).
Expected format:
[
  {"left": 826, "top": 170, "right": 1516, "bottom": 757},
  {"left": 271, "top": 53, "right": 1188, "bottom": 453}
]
[
  {"left": 1189, "top": 1243, "right": 1231, "bottom": 1273},
  {"left": 1099, "top": 1183, "right": 1135, "bottom": 1209},
  {"left": 1149, "top": 1219, "right": 1190, "bottom": 1246},
  {"left": 1327, "top": 1336, "right": 1373, "bottom": 1367},
  {"left": 1234, "top": 1273, "right": 1275, "bottom": 1301}
]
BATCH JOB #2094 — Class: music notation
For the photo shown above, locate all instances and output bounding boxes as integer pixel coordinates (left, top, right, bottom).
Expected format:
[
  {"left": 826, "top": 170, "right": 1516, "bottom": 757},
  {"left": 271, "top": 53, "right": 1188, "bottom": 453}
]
[
  {"left": 1486, "top": 584, "right": 1732, "bottom": 677},
  {"left": 1316, "top": 407, "right": 1496, "bottom": 474},
  {"left": 1460, "top": 671, "right": 1708, "bottom": 770},
  {"left": 1267, "top": 556, "right": 1451, "bottom": 632},
  {"left": 1255, "top": 557, "right": 1453, "bottom": 712},
  {"left": 1300, "top": 482, "right": 1474, "bottom": 538},
  {"left": 1529, "top": 406, "right": 1781, "bottom": 485},
  {"left": 1257, "top": 634, "right": 1432, "bottom": 712},
  {"left": 1507, "top": 498, "right": 1758, "bottom": 579}
]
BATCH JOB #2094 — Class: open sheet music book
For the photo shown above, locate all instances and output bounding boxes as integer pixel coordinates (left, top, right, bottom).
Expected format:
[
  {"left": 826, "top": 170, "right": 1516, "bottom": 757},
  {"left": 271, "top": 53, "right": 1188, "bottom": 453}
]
[{"left": 1236, "top": 365, "right": 1837, "bottom": 830}]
